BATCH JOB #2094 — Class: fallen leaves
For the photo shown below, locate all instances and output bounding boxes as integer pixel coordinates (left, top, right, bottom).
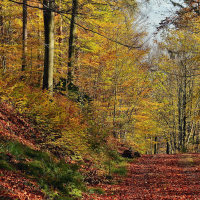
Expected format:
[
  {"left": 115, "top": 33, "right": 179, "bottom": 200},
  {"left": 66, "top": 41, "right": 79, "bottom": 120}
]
[
  {"left": 83, "top": 154, "right": 200, "bottom": 199},
  {"left": 0, "top": 102, "right": 40, "bottom": 150},
  {"left": 1, "top": 95, "right": 200, "bottom": 199},
  {"left": 0, "top": 169, "right": 44, "bottom": 199}
]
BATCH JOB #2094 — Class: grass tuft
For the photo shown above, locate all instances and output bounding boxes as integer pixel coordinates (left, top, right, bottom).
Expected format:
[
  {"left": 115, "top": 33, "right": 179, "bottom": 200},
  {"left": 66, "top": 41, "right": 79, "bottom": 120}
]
[{"left": 0, "top": 140, "right": 85, "bottom": 199}]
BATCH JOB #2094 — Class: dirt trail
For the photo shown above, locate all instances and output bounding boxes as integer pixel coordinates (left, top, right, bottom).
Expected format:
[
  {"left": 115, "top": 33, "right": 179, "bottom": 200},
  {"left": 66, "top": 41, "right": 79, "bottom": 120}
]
[{"left": 83, "top": 154, "right": 200, "bottom": 199}]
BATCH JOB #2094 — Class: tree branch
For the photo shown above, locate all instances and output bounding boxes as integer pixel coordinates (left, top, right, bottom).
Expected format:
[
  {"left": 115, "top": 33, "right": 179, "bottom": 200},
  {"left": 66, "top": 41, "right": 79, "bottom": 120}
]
[{"left": 9, "top": 0, "right": 143, "bottom": 49}]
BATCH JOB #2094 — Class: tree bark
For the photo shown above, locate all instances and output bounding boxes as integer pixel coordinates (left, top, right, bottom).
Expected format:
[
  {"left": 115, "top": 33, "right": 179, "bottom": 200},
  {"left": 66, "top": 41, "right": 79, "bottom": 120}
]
[
  {"left": 166, "top": 141, "right": 170, "bottom": 154},
  {"left": 37, "top": 3, "right": 42, "bottom": 66},
  {"left": 22, "top": 0, "right": 27, "bottom": 71},
  {"left": 182, "top": 61, "right": 187, "bottom": 151},
  {"left": 0, "top": 6, "right": 6, "bottom": 73},
  {"left": 154, "top": 136, "right": 158, "bottom": 154},
  {"left": 178, "top": 83, "right": 183, "bottom": 151},
  {"left": 43, "top": 0, "right": 54, "bottom": 96},
  {"left": 67, "top": 0, "right": 78, "bottom": 87},
  {"left": 58, "top": 0, "right": 63, "bottom": 67}
]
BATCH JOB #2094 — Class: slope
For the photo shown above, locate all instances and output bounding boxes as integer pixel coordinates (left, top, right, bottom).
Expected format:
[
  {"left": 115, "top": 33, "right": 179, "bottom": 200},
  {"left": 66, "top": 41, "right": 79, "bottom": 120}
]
[{"left": 0, "top": 101, "right": 85, "bottom": 199}]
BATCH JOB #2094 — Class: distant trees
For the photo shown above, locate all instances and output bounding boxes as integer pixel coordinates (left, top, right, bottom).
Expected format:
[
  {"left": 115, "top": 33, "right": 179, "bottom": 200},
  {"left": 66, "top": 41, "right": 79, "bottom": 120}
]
[
  {"left": 6, "top": 0, "right": 200, "bottom": 154},
  {"left": 151, "top": 26, "right": 200, "bottom": 153}
]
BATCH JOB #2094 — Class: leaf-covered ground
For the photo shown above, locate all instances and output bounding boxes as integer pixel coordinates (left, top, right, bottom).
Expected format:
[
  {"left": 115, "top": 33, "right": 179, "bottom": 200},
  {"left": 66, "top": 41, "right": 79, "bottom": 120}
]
[
  {"left": 1, "top": 102, "right": 200, "bottom": 199},
  {"left": 83, "top": 154, "right": 200, "bottom": 199},
  {"left": 0, "top": 169, "right": 44, "bottom": 199},
  {"left": 0, "top": 103, "right": 45, "bottom": 199},
  {"left": 0, "top": 102, "right": 40, "bottom": 150}
]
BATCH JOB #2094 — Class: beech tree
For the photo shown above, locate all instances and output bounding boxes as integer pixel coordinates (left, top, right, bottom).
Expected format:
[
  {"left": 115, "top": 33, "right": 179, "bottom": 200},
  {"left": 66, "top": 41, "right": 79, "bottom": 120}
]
[
  {"left": 22, "top": 0, "right": 27, "bottom": 71},
  {"left": 67, "top": 0, "right": 78, "bottom": 89},
  {"left": 43, "top": 0, "right": 55, "bottom": 96},
  {"left": 151, "top": 26, "right": 200, "bottom": 153},
  {"left": 1, "top": 0, "right": 161, "bottom": 153},
  {"left": 0, "top": 4, "right": 6, "bottom": 73}
]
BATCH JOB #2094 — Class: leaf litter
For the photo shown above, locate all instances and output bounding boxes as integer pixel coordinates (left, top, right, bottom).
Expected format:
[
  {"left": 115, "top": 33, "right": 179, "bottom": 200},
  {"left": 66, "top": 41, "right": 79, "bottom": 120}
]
[
  {"left": 83, "top": 154, "right": 200, "bottom": 199},
  {"left": 1, "top": 102, "right": 200, "bottom": 199}
]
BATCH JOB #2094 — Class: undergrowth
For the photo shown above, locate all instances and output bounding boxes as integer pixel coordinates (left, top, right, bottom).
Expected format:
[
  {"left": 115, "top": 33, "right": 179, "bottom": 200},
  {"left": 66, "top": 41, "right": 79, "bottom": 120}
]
[
  {"left": 0, "top": 76, "right": 88, "bottom": 155},
  {"left": 0, "top": 140, "right": 85, "bottom": 199},
  {"left": 0, "top": 139, "right": 128, "bottom": 198},
  {"left": 0, "top": 75, "right": 131, "bottom": 199}
]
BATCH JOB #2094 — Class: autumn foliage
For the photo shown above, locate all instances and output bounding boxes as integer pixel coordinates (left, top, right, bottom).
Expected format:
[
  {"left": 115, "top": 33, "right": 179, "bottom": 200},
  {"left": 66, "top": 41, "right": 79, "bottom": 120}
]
[
  {"left": 2, "top": 101, "right": 200, "bottom": 199},
  {"left": 1, "top": 0, "right": 200, "bottom": 199}
]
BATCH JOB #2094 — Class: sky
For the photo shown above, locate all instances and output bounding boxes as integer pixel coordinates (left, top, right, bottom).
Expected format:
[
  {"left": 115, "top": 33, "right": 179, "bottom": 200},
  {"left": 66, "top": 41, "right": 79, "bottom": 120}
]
[{"left": 136, "top": 0, "right": 184, "bottom": 43}]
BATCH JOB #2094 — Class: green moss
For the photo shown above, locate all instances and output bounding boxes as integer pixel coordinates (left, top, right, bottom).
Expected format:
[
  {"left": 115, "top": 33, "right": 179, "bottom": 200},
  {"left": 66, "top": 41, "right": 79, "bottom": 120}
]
[{"left": 89, "top": 187, "right": 105, "bottom": 194}]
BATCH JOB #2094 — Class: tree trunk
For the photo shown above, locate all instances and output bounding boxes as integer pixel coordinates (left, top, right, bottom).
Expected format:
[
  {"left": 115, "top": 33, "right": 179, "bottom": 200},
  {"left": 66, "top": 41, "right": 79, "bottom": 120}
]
[
  {"left": 195, "top": 122, "right": 200, "bottom": 152},
  {"left": 182, "top": 61, "right": 187, "bottom": 151},
  {"left": 178, "top": 84, "right": 183, "bottom": 151},
  {"left": 22, "top": 0, "right": 27, "bottom": 71},
  {"left": 154, "top": 136, "right": 158, "bottom": 154},
  {"left": 0, "top": 6, "right": 6, "bottom": 73},
  {"left": 166, "top": 141, "right": 170, "bottom": 154},
  {"left": 58, "top": 0, "right": 63, "bottom": 67},
  {"left": 0, "top": 6, "right": 2, "bottom": 36},
  {"left": 112, "top": 79, "right": 117, "bottom": 138},
  {"left": 43, "top": 0, "right": 54, "bottom": 96},
  {"left": 67, "top": 0, "right": 78, "bottom": 87},
  {"left": 37, "top": 3, "right": 42, "bottom": 66},
  {"left": 177, "top": 61, "right": 187, "bottom": 152},
  {"left": 113, "top": 35, "right": 119, "bottom": 138}
]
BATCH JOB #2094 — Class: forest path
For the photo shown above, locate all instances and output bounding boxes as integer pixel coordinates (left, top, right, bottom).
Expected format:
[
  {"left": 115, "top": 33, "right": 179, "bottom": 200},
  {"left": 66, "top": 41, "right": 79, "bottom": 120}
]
[{"left": 83, "top": 154, "right": 200, "bottom": 199}]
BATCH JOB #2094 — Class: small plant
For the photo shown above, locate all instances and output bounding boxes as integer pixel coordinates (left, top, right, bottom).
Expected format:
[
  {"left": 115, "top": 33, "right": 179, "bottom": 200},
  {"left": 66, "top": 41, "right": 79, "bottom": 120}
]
[
  {"left": 89, "top": 187, "right": 105, "bottom": 194},
  {"left": 111, "top": 166, "right": 127, "bottom": 176},
  {"left": 0, "top": 140, "right": 85, "bottom": 199}
]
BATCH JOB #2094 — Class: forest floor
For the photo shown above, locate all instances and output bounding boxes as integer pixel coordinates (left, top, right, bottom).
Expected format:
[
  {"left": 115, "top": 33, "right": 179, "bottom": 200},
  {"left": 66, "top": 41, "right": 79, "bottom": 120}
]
[
  {"left": 83, "top": 153, "right": 200, "bottom": 200},
  {"left": 1, "top": 102, "right": 200, "bottom": 199}
]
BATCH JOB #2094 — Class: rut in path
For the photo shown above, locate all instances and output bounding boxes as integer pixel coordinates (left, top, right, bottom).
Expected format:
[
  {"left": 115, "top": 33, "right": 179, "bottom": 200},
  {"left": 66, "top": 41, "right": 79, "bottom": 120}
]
[{"left": 83, "top": 154, "right": 200, "bottom": 199}]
